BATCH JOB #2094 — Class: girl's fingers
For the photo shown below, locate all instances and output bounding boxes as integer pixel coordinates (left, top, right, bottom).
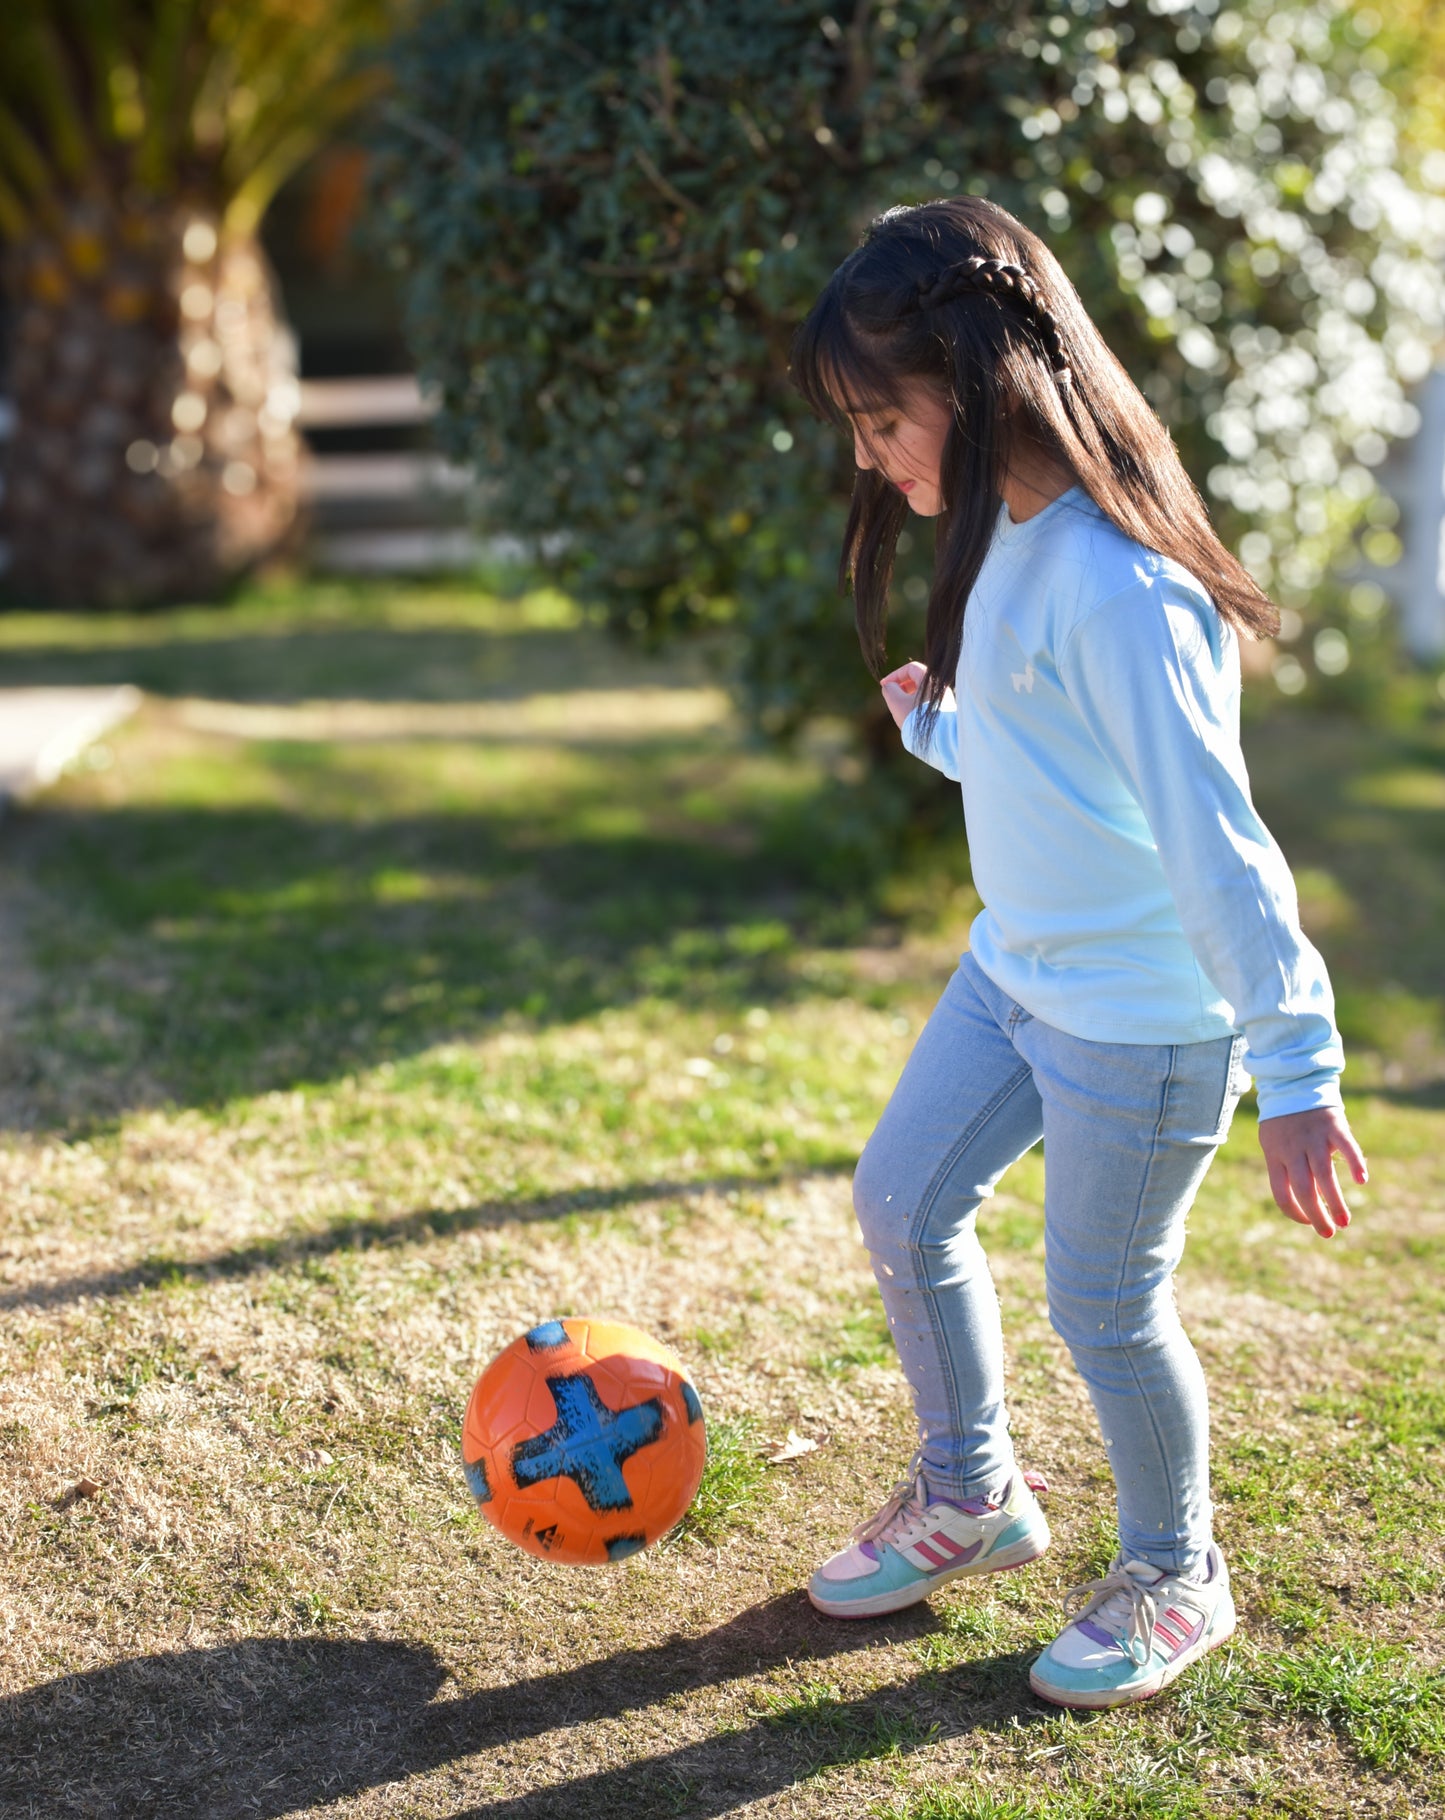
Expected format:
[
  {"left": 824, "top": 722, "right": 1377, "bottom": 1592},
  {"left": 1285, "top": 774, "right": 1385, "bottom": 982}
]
[
  {"left": 881, "top": 661, "right": 928, "bottom": 694},
  {"left": 1262, "top": 1115, "right": 1362, "bottom": 1240},
  {"left": 1267, "top": 1155, "right": 1313, "bottom": 1228},
  {"left": 1313, "top": 1141, "right": 1353, "bottom": 1231},
  {"left": 1346, "top": 1136, "right": 1370, "bottom": 1185},
  {"left": 1269, "top": 1151, "right": 1338, "bottom": 1238},
  {"left": 1289, "top": 1149, "right": 1343, "bottom": 1239},
  {"left": 880, "top": 679, "right": 919, "bottom": 731}
]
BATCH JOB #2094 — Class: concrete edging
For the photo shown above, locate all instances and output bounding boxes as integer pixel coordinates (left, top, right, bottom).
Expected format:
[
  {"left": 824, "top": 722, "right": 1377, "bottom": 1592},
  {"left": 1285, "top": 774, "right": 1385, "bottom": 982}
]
[{"left": 0, "top": 686, "right": 142, "bottom": 811}]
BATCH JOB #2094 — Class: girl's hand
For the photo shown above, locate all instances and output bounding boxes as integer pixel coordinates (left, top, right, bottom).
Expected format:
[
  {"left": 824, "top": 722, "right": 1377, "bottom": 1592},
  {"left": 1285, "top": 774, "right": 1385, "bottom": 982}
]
[
  {"left": 881, "top": 661, "right": 929, "bottom": 730},
  {"left": 1257, "top": 1106, "right": 1367, "bottom": 1239}
]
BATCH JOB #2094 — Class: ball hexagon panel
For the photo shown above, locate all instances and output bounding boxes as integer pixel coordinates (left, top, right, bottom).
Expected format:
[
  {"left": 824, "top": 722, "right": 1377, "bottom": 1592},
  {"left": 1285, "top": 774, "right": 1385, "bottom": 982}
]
[
  {"left": 461, "top": 1319, "right": 708, "bottom": 1564},
  {"left": 582, "top": 1358, "right": 630, "bottom": 1409}
]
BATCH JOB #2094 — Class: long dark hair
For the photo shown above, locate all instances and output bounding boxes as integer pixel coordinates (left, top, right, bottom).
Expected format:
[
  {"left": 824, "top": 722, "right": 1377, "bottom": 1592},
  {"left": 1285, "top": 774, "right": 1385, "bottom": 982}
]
[{"left": 789, "top": 198, "right": 1279, "bottom": 725}]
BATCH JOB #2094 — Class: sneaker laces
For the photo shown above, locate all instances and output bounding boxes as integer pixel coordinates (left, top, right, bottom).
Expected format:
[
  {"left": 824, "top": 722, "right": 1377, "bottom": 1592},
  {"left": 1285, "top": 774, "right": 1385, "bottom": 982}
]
[
  {"left": 851, "top": 1455, "right": 1046, "bottom": 1549},
  {"left": 851, "top": 1448, "right": 932, "bottom": 1547},
  {"left": 1061, "top": 1559, "right": 1161, "bottom": 1667}
]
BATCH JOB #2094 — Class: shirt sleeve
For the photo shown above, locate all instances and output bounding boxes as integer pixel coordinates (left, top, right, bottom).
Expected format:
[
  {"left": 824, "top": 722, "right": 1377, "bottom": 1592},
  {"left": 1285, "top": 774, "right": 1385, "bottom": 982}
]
[
  {"left": 900, "top": 689, "right": 961, "bottom": 781},
  {"left": 1057, "top": 575, "right": 1344, "bottom": 1122}
]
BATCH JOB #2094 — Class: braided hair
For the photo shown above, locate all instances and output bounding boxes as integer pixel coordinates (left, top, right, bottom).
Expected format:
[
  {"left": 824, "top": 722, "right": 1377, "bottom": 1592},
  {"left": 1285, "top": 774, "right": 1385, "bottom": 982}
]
[
  {"left": 906, "top": 255, "right": 1073, "bottom": 393},
  {"left": 789, "top": 196, "right": 1279, "bottom": 730}
]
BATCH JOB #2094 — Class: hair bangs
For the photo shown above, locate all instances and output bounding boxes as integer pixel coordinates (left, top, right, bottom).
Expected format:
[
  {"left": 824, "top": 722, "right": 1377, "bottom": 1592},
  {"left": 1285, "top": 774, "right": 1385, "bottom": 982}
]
[{"left": 790, "top": 275, "right": 910, "bottom": 430}]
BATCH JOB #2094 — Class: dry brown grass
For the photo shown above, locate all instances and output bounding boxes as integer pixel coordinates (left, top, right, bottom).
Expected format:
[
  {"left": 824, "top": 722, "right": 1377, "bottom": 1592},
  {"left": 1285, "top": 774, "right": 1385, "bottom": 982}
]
[{"left": 4, "top": 1108, "right": 1442, "bottom": 1818}]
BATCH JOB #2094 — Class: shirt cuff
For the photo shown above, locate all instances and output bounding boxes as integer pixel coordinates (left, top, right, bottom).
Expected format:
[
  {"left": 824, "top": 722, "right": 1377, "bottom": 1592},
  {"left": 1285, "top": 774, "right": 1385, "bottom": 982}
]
[{"left": 1254, "top": 1077, "right": 1345, "bottom": 1122}]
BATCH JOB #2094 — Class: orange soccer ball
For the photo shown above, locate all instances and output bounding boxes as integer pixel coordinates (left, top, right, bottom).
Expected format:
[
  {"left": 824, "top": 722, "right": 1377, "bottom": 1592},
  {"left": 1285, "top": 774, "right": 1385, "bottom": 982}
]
[{"left": 461, "top": 1318, "right": 707, "bottom": 1565}]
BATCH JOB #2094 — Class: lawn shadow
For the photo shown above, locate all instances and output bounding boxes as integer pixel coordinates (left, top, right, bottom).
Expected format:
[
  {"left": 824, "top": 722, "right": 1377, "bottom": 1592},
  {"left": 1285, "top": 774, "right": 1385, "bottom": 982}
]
[
  {"left": 2, "top": 785, "right": 898, "bottom": 1133},
  {"left": 0, "top": 622, "right": 682, "bottom": 705},
  {"left": 0, "top": 1596, "right": 1050, "bottom": 1820},
  {"left": 1240, "top": 710, "right": 1445, "bottom": 1022},
  {"left": 0, "top": 1169, "right": 841, "bottom": 1313}
]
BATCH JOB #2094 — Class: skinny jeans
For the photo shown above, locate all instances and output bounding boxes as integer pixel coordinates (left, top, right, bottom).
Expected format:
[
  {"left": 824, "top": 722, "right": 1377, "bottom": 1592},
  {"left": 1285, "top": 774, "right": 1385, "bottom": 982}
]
[{"left": 855, "top": 948, "right": 1249, "bottom": 1577}]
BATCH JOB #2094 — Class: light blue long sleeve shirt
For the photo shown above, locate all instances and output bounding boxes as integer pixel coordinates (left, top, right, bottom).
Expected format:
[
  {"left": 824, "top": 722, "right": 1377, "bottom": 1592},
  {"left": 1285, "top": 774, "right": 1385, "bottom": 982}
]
[{"left": 900, "top": 484, "right": 1344, "bottom": 1122}]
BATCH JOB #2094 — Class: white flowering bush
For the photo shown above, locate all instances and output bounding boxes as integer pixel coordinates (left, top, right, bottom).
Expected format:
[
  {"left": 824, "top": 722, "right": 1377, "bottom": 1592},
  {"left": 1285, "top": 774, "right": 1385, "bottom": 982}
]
[{"left": 1104, "top": 2, "right": 1445, "bottom": 701}]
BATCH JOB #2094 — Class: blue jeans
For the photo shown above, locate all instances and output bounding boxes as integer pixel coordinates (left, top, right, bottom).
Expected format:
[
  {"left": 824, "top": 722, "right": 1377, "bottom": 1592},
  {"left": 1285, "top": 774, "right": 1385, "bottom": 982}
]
[{"left": 854, "top": 949, "right": 1248, "bottom": 1577}]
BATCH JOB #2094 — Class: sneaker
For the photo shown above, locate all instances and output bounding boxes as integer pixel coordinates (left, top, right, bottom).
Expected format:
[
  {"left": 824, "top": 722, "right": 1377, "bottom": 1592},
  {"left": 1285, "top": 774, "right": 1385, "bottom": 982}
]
[
  {"left": 807, "top": 1458, "right": 1051, "bottom": 1619},
  {"left": 1028, "top": 1543, "right": 1236, "bottom": 1710}
]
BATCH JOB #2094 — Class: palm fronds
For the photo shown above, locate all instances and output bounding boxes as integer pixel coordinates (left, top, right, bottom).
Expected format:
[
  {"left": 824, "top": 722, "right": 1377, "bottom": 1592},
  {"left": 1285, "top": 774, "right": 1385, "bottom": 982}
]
[{"left": 0, "top": 0, "right": 398, "bottom": 242}]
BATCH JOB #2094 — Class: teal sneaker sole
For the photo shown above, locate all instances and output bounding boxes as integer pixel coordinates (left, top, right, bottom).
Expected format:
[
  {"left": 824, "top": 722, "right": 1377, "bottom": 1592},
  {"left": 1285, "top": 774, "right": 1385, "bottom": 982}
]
[
  {"left": 808, "top": 1516, "right": 1051, "bottom": 1620},
  {"left": 1028, "top": 1600, "right": 1236, "bottom": 1710}
]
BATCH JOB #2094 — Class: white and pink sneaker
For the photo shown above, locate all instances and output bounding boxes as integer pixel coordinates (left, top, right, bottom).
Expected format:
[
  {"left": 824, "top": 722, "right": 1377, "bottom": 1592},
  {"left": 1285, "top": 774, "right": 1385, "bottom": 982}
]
[
  {"left": 808, "top": 1458, "right": 1051, "bottom": 1619},
  {"left": 1029, "top": 1544, "right": 1236, "bottom": 1709}
]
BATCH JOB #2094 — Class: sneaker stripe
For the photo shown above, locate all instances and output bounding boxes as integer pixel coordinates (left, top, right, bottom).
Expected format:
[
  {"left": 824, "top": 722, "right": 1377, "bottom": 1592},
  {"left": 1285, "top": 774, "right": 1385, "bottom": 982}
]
[
  {"left": 1154, "top": 1609, "right": 1203, "bottom": 1655},
  {"left": 928, "top": 1530, "right": 968, "bottom": 1561},
  {"left": 1173, "top": 1613, "right": 1207, "bottom": 1651},
  {"left": 912, "top": 1539, "right": 949, "bottom": 1568}
]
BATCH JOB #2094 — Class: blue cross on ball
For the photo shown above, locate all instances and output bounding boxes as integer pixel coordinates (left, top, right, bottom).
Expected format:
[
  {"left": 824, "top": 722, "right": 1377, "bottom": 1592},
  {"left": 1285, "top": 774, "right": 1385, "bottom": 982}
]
[{"left": 512, "top": 1373, "right": 664, "bottom": 1513}]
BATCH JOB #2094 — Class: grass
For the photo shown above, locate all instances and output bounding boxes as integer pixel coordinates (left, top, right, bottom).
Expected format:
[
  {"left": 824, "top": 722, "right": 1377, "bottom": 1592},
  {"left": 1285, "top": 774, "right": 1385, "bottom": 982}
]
[
  {"left": 670, "top": 1413, "right": 768, "bottom": 1546},
  {"left": 752, "top": 1675, "right": 942, "bottom": 1769},
  {"left": 0, "top": 574, "right": 1442, "bottom": 1819},
  {"left": 874, "top": 1788, "right": 1212, "bottom": 1820},
  {"left": 1247, "top": 1640, "right": 1445, "bottom": 1770}
]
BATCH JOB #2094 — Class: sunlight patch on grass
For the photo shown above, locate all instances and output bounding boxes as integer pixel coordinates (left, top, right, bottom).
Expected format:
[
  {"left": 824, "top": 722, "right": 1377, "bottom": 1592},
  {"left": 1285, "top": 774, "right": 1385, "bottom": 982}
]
[
  {"left": 1344, "top": 767, "right": 1445, "bottom": 812},
  {"left": 874, "top": 1777, "right": 1211, "bottom": 1819},
  {"left": 809, "top": 1306, "right": 895, "bottom": 1377},
  {"left": 910, "top": 1598, "right": 1043, "bottom": 1676},
  {"left": 0, "top": 575, "right": 588, "bottom": 652},
  {"left": 668, "top": 1413, "right": 767, "bottom": 1546},
  {"left": 1248, "top": 1639, "right": 1445, "bottom": 1770}
]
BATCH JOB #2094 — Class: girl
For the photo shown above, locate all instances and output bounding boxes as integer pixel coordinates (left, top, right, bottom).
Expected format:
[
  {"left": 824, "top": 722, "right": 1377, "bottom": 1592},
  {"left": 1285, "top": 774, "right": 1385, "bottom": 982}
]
[{"left": 789, "top": 197, "right": 1369, "bottom": 1711}]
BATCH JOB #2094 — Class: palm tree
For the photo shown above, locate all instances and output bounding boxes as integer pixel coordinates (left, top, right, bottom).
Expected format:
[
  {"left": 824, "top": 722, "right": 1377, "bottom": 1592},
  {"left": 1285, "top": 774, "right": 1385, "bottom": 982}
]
[{"left": 0, "top": 0, "right": 392, "bottom": 607}]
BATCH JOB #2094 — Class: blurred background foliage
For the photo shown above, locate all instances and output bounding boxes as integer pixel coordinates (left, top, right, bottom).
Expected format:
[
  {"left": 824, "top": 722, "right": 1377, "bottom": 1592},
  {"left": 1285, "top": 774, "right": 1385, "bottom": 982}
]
[
  {"left": 0, "top": 0, "right": 397, "bottom": 606},
  {"left": 1383, "top": 0, "right": 1445, "bottom": 157},
  {"left": 374, "top": 0, "right": 1445, "bottom": 745}
]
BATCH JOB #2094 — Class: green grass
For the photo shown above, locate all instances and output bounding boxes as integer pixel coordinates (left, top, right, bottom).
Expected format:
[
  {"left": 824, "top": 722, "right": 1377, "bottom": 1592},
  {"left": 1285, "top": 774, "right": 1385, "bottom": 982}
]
[
  {"left": 810, "top": 1305, "right": 897, "bottom": 1375},
  {"left": 874, "top": 1629, "right": 1445, "bottom": 1817},
  {"left": 909, "top": 1597, "right": 1046, "bottom": 1676},
  {"left": 1, "top": 575, "right": 1443, "bottom": 1820},
  {"left": 874, "top": 1788, "right": 1212, "bottom": 1820},
  {"left": 669, "top": 1413, "right": 768, "bottom": 1545},
  {"left": 754, "top": 1676, "right": 942, "bottom": 1771},
  {"left": 1248, "top": 1639, "right": 1445, "bottom": 1770},
  {"left": 7, "top": 587, "right": 930, "bottom": 1139}
]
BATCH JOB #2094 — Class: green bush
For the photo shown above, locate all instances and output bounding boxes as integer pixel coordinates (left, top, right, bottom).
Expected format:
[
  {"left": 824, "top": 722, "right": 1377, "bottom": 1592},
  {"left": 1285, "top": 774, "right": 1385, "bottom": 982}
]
[{"left": 375, "top": 0, "right": 1445, "bottom": 736}]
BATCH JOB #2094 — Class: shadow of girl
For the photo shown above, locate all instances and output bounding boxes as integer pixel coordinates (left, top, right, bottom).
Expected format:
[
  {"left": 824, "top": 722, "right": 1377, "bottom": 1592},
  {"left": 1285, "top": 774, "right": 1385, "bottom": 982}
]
[{"left": 1, "top": 1595, "right": 1048, "bottom": 1817}]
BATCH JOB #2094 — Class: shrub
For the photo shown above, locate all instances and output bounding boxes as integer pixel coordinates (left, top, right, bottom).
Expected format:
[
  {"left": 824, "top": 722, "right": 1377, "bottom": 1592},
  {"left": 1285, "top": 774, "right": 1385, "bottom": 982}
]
[{"left": 375, "top": 0, "right": 1445, "bottom": 735}]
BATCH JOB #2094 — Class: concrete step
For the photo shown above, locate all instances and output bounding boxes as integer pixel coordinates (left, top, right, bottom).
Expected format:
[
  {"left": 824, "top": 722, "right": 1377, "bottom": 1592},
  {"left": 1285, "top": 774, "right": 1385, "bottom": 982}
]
[{"left": 0, "top": 686, "right": 141, "bottom": 808}]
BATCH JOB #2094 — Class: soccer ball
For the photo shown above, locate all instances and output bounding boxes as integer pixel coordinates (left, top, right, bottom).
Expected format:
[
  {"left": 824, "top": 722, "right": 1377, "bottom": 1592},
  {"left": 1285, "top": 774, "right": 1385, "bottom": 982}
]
[{"left": 461, "top": 1317, "right": 707, "bottom": 1564}]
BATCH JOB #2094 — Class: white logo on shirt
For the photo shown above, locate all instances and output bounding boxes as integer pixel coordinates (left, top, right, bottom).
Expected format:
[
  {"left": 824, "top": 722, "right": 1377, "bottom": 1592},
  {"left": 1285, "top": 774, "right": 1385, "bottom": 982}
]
[{"left": 1010, "top": 661, "right": 1036, "bottom": 694}]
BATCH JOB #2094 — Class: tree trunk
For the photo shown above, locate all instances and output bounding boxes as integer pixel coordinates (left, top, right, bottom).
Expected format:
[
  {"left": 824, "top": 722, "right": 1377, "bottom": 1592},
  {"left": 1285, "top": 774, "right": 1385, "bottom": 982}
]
[{"left": 2, "top": 198, "right": 303, "bottom": 608}]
